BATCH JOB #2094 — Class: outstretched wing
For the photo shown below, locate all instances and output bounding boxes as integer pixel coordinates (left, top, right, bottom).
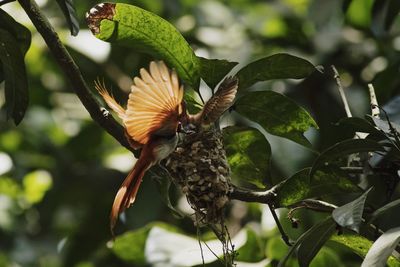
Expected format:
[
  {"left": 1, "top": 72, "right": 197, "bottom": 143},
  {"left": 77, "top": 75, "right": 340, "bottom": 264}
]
[
  {"left": 124, "top": 61, "right": 184, "bottom": 144},
  {"left": 95, "top": 79, "right": 126, "bottom": 121},
  {"left": 199, "top": 76, "right": 238, "bottom": 125}
]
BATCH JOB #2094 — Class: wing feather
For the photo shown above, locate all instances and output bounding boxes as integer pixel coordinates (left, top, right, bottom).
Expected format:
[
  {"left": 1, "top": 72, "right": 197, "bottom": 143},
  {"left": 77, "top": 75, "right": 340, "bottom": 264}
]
[
  {"left": 199, "top": 76, "right": 238, "bottom": 125},
  {"left": 124, "top": 61, "right": 183, "bottom": 144}
]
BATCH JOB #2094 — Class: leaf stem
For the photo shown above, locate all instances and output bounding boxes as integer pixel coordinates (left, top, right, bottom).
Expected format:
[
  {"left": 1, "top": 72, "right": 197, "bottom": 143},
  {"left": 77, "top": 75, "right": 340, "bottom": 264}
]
[
  {"left": 269, "top": 204, "right": 293, "bottom": 246},
  {"left": 17, "top": 0, "right": 133, "bottom": 152}
]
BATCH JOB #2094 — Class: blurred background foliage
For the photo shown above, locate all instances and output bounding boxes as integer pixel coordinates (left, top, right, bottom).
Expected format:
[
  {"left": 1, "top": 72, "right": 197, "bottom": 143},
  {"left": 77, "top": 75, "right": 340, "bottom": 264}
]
[{"left": 1, "top": 0, "right": 400, "bottom": 266}]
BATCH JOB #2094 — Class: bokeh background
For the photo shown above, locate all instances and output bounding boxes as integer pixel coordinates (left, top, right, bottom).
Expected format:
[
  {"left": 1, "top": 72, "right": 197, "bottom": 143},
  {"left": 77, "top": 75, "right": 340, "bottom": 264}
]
[{"left": 1, "top": 0, "right": 400, "bottom": 266}]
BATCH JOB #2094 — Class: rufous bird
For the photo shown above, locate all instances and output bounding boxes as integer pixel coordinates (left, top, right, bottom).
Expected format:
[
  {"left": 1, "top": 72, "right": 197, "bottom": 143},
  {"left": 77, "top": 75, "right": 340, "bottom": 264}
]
[{"left": 95, "top": 61, "right": 238, "bottom": 234}]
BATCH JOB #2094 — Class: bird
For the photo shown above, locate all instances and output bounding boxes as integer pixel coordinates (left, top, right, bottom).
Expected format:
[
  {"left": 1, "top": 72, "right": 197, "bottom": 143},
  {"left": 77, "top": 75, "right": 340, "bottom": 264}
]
[{"left": 95, "top": 60, "right": 238, "bottom": 234}]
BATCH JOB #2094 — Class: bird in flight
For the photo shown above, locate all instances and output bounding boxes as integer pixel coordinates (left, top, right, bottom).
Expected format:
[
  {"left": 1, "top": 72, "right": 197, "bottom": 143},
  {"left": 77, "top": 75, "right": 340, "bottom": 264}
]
[{"left": 95, "top": 61, "right": 238, "bottom": 234}]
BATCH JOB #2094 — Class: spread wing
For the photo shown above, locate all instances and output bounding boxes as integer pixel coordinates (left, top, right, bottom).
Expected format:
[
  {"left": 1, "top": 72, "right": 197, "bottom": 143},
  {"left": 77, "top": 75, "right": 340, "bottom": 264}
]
[
  {"left": 123, "top": 61, "right": 184, "bottom": 144},
  {"left": 199, "top": 76, "right": 238, "bottom": 125},
  {"left": 95, "top": 79, "right": 126, "bottom": 121}
]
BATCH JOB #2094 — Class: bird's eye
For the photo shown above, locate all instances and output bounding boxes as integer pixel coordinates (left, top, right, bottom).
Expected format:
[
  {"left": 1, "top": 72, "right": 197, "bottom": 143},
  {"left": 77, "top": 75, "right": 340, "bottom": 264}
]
[{"left": 203, "top": 115, "right": 209, "bottom": 121}]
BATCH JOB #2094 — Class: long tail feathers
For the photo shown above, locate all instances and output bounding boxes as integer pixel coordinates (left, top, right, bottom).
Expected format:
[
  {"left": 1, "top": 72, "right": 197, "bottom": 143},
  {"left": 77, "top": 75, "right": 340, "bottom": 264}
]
[
  {"left": 94, "top": 79, "right": 126, "bottom": 121},
  {"left": 110, "top": 156, "right": 152, "bottom": 235}
]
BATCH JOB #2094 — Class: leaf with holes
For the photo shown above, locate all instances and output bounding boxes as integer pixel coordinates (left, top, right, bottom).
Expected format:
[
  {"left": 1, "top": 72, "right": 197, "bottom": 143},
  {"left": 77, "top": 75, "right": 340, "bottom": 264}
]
[
  {"left": 223, "top": 126, "right": 271, "bottom": 188},
  {"left": 236, "top": 53, "right": 316, "bottom": 91},
  {"left": 234, "top": 90, "right": 318, "bottom": 148},
  {"left": 87, "top": 3, "right": 201, "bottom": 88},
  {"left": 310, "top": 139, "right": 386, "bottom": 177},
  {"left": 56, "top": 0, "right": 79, "bottom": 36},
  {"left": 332, "top": 188, "right": 372, "bottom": 233},
  {"left": 0, "top": 29, "right": 29, "bottom": 125}
]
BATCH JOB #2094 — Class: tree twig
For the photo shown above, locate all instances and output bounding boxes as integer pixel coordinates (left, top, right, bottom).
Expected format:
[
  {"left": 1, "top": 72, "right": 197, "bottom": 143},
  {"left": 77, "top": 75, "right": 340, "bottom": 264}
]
[
  {"left": 269, "top": 204, "right": 292, "bottom": 246},
  {"left": 331, "top": 65, "right": 352, "bottom": 118},
  {"left": 17, "top": 0, "right": 133, "bottom": 152},
  {"left": 368, "top": 84, "right": 380, "bottom": 118}
]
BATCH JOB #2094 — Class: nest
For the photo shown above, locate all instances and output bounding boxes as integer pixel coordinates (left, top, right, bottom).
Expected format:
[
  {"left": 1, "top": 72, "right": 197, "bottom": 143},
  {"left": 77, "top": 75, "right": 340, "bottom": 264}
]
[
  {"left": 164, "top": 129, "right": 236, "bottom": 266},
  {"left": 165, "top": 129, "right": 231, "bottom": 225}
]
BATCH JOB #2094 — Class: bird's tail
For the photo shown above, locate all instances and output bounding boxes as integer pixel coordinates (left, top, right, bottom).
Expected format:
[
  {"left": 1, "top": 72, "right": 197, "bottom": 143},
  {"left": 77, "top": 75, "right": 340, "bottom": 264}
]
[{"left": 110, "top": 155, "right": 152, "bottom": 234}]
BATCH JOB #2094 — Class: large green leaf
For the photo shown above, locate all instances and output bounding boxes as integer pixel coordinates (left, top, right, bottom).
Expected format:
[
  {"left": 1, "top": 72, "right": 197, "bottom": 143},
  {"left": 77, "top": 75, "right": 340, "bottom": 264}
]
[
  {"left": 112, "top": 225, "right": 151, "bottom": 264},
  {"left": 56, "top": 0, "right": 80, "bottom": 36},
  {"left": 362, "top": 227, "right": 400, "bottom": 267},
  {"left": 297, "top": 217, "right": 337, "bottom": 267},
  {"left": 335, "top": 117, "right": 383, "bottom": 136},
  {"left": 0, "top": 9, "right": 31, "bottom": 55},
  {"left": 330, "top": 233, "right": 400, "bottom": 267},
  {"left": 274, "top": 167, "right": 360, "bottom": 208},
  {"left": 236, "top": 53, "right": 316, "bottom": 91},
  {"left": 310, "top": 139, "right": 386, "bottom": 177},
  {"left": 332, "top": 188, "right": 372, "bottom": 233},
  {"left": 234, "top": 91, "right": 318, "bottom": 147},
  {"left": 90, "top": 3, "right": 200, "bottom": 88},
  {"left": 223, "top": 126, "right": 271, "bottom": 188},
  {"left": 0, "top": 29, "right": 29, "bottom": 125},
  {"left": 199, "top": 57, "right": 238, "bottom": 90},
  {"left": 368, "top": 199, "right": 400, "bottom": 224},
  {"left": 278, "top": 216, "right": 336, "bottom": 267}
]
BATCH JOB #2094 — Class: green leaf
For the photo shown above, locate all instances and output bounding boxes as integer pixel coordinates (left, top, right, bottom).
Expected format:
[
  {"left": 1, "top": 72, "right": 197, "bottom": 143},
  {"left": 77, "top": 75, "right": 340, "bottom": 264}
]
[
  {"left": 368, "top": 199, "right": 400, "bottom": 224},
  {"left": 235, "top": 227, "right": 265, "bottom": 262},
  {"left": 330, "top": 233, "right": 400, "bottom": 267},
  {"left": 56, "top": 0, "right": 80, "bottom": 36},
  {"left": 0, "top": 9, "right": 31, "bottom": 55},
  {"left": 0, "top": 29, "right": 29, "bottom": 124},
  {"left": 90, "top": 3, "right": 201, "bottom": 88},
  {"left": 332, "top": 188, "right": 372, "bottom": 233},
  {"left": 361, "top": 227, "right": 400, "bottom": 267},
  {"left": 236, "top": 53, "right": 316, "bottom": 91},
  {"left": 278, "top": 216, "right": 336, "bottom": 267},
  {"left": 310, "top": 139, "right": 386, "bottom": 177},
  {"left": 335, "top": 117, "right": 382, "bottom": 136},
  {"left": 112, "top": 225, "right": 151, "bottom": 264},
  {"left": 274, "top": 167, "right": 360, "bottom": 208},
  {"left": 150, "top": 166, "right": 184, "bottom": 218},
  {"left": 234, "top": 90, "right": 318, "bottom": 148},
  {"left": 297, "top": 218, "right": 337, "bottom": 267},
  {"left": 199, "top": 57, "right": 238, "bottom": 90},
  {"left": 223, "top": 126, "right": 271, "bottom": 188},
  {"left": 384, "top": 0, "right": 400, "bottom": 30}
]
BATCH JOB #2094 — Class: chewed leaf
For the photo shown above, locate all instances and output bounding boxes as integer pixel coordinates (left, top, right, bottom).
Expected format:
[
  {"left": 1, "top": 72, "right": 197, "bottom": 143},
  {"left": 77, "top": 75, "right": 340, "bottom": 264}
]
[{"left": 86, "top": 3, "right": 200, "bottom": 89}]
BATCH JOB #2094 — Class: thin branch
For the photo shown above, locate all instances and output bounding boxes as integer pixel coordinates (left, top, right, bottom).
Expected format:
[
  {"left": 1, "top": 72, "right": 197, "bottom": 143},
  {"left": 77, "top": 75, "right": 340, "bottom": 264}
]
[
  {"left": 331, "top": 65, "right": 352, "bottom": 118},
  {"left": 269, "top": 204, "right": 292, "bottom": 246},
  {"left": 17, "top": 0, "right": 133, "bottom": 152},
  {"left": 368, "top": 84, "right": 380, "bottom": 118}
]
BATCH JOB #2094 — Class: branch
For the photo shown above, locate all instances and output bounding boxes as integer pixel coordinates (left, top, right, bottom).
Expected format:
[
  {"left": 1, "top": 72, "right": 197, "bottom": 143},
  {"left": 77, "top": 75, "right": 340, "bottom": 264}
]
[
  {"left": 17, "top": 0, "right": 133, "bottom": 152},
  {"left": 228, "top": 185, "right": 277, "bottom": 204},
  {"left": 331, "top": 65, "right": 352, "bottom": 118}
]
